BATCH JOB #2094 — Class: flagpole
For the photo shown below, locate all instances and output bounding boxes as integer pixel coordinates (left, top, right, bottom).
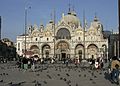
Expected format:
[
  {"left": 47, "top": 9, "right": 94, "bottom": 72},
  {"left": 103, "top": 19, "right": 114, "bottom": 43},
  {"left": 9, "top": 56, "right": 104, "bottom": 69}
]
[
  {"left": 83, "top": 10, "right": 85, "bottom": 60},
  {"left": 24, "top": 6, "right": 31, "bottom": 58},
  {"left": 118, "top": 0, "right": 120, "bottom": 58},
  {"left": 53, "top": 9, "right": 56, "bottom": 58},
  {"left": 0, "top": 16, "right": 1, "bottom": 40},
  {"left": 24, "top": 8, "right": 27, "bottom": 58}
]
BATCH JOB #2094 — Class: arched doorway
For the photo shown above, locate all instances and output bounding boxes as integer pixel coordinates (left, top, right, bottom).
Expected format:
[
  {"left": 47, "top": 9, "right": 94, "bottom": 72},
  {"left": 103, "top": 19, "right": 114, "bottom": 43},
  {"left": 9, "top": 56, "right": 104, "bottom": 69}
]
[
  {"left": 87, "top": 44, "right": 98, "bottom": 59},
  {"left": 75, "top": 44, "right": 84, "bottom": 60},
  {"left": 102, "top": 44, "right": 107, "bottom": 62},
  {"left": 42, "top": 44, "right": 51, "bottom": 58},
  {"left": 56, "top": 41, "right": 69, "bottom": 60},
  {"left": 30, "top": 45, "right": 39, "bottom": 57}
]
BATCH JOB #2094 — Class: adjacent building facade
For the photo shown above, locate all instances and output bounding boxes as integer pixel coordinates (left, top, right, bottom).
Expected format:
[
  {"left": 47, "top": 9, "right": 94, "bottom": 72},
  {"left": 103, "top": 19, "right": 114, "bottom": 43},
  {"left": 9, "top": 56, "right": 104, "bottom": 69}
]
[
  {"left": 16, "top": 10, "right": 108, "bottom": 60},
  {"left": 109, "top": 32, "right": 119, "bottom": 59},
  {"left": 0, "top": 38, "right": 16, "bottom": 61}
]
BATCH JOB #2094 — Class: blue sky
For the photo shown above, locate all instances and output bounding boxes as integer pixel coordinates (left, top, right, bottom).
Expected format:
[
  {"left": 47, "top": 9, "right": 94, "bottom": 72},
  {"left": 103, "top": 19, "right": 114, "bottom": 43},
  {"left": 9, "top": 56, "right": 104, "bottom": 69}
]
[{"left": 0, "top": 0, "right": 118, "bottom": 42}]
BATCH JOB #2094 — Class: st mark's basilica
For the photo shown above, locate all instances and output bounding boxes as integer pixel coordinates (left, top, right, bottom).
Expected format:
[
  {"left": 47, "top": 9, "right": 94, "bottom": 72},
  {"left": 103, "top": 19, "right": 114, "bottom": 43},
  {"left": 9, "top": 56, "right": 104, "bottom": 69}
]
[{"left": 16, "top": 9, "right": 108, "bottom": 61}]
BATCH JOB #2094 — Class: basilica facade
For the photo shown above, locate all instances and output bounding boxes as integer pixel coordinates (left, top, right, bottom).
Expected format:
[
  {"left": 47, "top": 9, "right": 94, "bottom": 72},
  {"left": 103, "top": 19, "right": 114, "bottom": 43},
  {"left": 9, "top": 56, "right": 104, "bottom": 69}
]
[{"left": 16, "top": 10, "right": 108, "bottom": 60}]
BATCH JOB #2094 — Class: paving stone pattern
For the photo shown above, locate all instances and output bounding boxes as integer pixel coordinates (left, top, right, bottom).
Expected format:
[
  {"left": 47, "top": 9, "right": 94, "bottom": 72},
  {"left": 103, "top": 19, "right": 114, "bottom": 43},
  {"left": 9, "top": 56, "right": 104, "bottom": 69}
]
[{"left": 0, "top": 62, "right": 118, "bottom": 86}]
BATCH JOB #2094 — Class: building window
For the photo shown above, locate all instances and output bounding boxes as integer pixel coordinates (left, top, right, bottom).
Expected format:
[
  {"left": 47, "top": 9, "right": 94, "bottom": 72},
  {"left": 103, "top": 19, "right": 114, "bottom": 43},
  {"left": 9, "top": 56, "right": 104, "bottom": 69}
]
[
  {"left": 36, "top": 38, "right": 37, "bottom": 41},
  {"left": 18, "top": 43, "right": 20, "bottom": 51},
  {"left": 78, "top": 37, "right": 80, "bottom": 40},
  {"left": 47, "top": 38, "right": 49, "bottom": 41}
]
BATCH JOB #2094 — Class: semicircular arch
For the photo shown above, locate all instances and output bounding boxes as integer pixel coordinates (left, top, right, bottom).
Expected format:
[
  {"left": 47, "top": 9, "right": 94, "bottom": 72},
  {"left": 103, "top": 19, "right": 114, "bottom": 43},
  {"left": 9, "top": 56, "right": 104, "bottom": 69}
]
[
  {"left": 41, "top": 44, "right": 51, "bottom": 58},
  {"left": 87, "top": 44, "right": 98, "bottom": 59},
  {"left": 74, "top": 44, "right": 84, "bottom": 59},
  {"left": 56, "top": 40, "right": 70, "bottom": 50},
  {"left": 30, "top": 45, "right": 39, "bottom": 50},
  {"left": 56, "top": 28, "right": 71, "bottom": 40},
  {"left": 30, "top": 45, "right": 39, "bottom": 55}
]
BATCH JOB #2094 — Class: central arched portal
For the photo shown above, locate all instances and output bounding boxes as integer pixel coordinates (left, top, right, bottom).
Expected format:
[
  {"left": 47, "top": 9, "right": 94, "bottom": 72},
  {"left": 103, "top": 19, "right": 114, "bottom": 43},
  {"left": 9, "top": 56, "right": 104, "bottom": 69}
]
[
  {"left": 75, "top": 44, "right": 84, "bottom": 60},
  {"left": 30, "top": 45, "right": 39, "bottom": 58},
  {"left": 42, "top": 44, "right": 51, "bottom": 58},
  {"left": 87, "top": 44, "right": 98, "bottom": 59},
  {"left": 56, "top": 41, "right": 70, "bottom": 60}
]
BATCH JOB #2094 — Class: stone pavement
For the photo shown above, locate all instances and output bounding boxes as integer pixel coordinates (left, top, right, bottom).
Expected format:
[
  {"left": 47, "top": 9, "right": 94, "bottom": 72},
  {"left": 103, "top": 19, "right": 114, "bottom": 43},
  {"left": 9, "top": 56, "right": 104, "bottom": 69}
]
[{"left": 0, "top": 61, "right": 119, "bottom": 86}]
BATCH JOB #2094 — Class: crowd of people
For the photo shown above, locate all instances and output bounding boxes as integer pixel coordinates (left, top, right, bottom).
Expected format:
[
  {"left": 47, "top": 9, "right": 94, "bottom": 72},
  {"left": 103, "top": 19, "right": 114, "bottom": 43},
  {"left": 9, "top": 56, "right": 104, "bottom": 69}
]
[
  {"left": 7, "top": 55, "right": 120, "bottom": 85},
  {"left": 16, "top": 56, "right": 105, "bottom": 71}
]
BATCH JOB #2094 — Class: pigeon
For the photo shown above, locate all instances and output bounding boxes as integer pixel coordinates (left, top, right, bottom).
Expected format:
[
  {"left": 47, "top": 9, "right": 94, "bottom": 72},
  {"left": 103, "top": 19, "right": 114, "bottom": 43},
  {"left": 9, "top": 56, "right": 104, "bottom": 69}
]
[
  {"left": 99, "top": 72, "right": 102, "bottom": 75},
  {"left": 90, "top": 78, "right": 93, "bottom": 81},
  {"left": 8, "top": 82, "right": 12, "bottom": 85},
  {"left": 84, "top": 74, "right": 86, "bottom": 77},
  {"left": 47, "top": 75, "right": 52, "bottom": 79},
  {"left": 43, "top": 81, "right": 47, "bottom": 84},
  {"left": 60, "top": 77, "right": 63, "bottom": 80},
  {"left": 57, "top": 74, "right": 60, "bottom": 76},
  {"left": 66, "top": 73, "right": 70, "bottom": 76},
  {"left": 36, "top": 74, "right": 40, "bottom": 76},
  {"left": 88, "top": 70, "right": 91, "bottom": 73},
  {"left": 35, "top": 81, "right": 41, "bottom": 86},
  {"left": 92, "top": 81, "right": 96, "bottom": 84},
  {"left": 64, "top": 78, "right": 66, "bottom": 81},
  {"left": 76, "top": 83, "right": 78, "bottom": 86},
  {"left": 94, "top": 76, "right": 97, "bottom": 78},
  {"left": 0, "top": 80, "right": 3, "bottom": 82},
  {"left": 79, "top": 74, "right": 81, "bottom": 77},
  {"left": 3, "top": 73, "right": 5, "bottom": 75},
  {"left": 46, "top": 71, "right": 49, "bottom": 73},
  {"left": 32, "top": 80, "right": 37, "bottom": 83},
  {"left": 91, "top": 72, "right": 94, "bottom": 76}
]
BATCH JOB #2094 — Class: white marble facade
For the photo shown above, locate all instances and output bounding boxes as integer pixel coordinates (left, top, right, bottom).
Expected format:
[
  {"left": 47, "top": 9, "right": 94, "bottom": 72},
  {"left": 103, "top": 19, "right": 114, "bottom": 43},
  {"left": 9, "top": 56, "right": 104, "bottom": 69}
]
[{"left": 16, "top": 11, "right": 108, "bottom": 60}]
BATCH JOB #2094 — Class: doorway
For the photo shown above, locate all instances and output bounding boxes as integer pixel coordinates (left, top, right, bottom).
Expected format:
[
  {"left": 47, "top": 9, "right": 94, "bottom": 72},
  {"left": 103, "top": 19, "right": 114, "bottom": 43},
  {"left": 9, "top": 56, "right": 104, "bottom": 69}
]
[
  {"left": 61, "top": 53, "right": 66, "bottom": 60},
  {"left": 92, "top": 55, "right": 94, "bottom": 59}
]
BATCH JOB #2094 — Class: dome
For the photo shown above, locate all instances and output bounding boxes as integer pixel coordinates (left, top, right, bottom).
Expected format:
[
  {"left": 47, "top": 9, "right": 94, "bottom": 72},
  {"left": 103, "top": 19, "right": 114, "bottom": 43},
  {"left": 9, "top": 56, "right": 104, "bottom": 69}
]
[{"left": 63, "top": 12, "right": 80, "bottom": 28}]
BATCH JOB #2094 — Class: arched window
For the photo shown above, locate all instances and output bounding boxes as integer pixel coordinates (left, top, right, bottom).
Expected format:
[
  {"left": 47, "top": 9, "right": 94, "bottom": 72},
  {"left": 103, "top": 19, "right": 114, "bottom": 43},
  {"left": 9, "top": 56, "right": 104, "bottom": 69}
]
[
  {"left": 78, "top": 50, "right": 82, "bottom": 54},
  {"left": 18, "top": 43, "right": 20, "bottom": 51},
  {"left": 35, "top": 38, "right": 37, "bottom": 41},
  {"left": 57, "top": 28, "right": 71, "bottom": 40},
  {"left": 47, "top": 38, "right": 49, "bottom": 41}
]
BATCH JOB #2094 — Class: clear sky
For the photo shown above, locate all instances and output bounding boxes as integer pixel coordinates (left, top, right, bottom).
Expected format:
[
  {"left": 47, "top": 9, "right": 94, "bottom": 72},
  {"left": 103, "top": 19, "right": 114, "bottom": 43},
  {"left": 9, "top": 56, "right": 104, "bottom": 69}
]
[{"left": 0, "top": 0, "right": 118, "bottom": 42}]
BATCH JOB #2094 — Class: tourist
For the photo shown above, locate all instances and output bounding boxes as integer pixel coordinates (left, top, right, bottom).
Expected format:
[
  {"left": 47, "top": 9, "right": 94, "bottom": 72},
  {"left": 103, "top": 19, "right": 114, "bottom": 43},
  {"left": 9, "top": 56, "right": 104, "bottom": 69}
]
[
  {"left": 111, "top": 56, "right": 120, "bottom": 85},
  {"left": 90, "top": 57, "right": 95, "bottom": 70},
  {"left": 31, "top": 58, "right": 35, "bottom": 71},
  {"left": 65, "top": 57, "right": 69, "bottom": 67}
]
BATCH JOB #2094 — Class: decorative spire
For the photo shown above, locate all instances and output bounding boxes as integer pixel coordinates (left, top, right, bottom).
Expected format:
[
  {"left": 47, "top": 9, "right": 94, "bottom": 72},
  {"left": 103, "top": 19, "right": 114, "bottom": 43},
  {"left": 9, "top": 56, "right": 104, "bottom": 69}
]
[
  {"left": 72, "top": 5, "right": 74, "bottom": 11},
  {"left": 33, "top": 24, "right": 38, "bottom": 29},
  {"left": 49, "top": 11, "right": 54, "bottom": 24},
  {"left": 71, "top": 5, "right": 77, "bottom": 16},
  {"left": 40, "top": 18, "right": 44, "bottom": 28},
  {"left": 94, "top": 12, "right": 98, "bottom": 21},
  {"left": 40, "top": 22, "right": 44, "bottom": 32},
  {"left": 68, "top": 0, "right": 71, "bottom": 12},
  {"left": 68, "top": 0, "right": 71, "bottom": 14},
  {"left": 0, "top": 16, "right": 1, "bottom": 40},
  {"left": 62, "top": 13, "right": 64, "bottom": 18},
  {"left": 112, "top": 29, "right": 113, "bottom": 34},
  {"left": 50, "top": 11, "right": 53, "bottom": 21}
]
